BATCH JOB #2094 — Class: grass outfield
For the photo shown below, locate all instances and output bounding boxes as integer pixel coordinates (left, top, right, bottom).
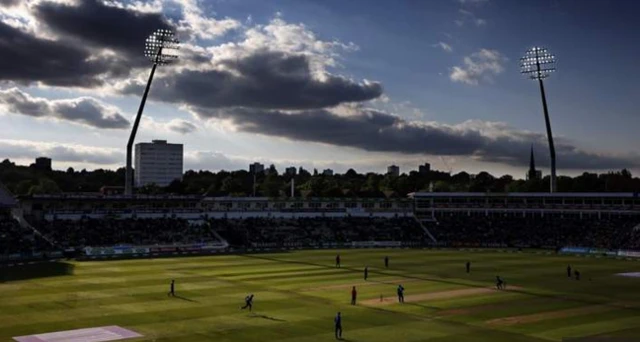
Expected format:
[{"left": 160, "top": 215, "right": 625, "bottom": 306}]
[{"left": 2, "top": 249, "right": 640, "bottom": 341}]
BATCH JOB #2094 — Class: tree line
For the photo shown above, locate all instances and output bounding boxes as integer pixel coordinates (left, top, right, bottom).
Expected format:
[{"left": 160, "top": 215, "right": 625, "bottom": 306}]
[{"left": 2, "top": 159, "right": 640, "bottom": 197}]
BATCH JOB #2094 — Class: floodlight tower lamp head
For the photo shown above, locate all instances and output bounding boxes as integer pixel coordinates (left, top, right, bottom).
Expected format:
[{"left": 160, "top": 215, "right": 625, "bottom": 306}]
[
  {"left": 520, "top": 46, "right": 556, "bottom": 80},
  {"left": 144, "top": 29, "right": 180, "bottom": 65}
]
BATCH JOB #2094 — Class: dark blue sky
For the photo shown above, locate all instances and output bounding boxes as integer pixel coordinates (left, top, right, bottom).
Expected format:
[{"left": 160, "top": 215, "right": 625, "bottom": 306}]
[{"left": 222, "top": 0, "right": 640, "bottom": 146}]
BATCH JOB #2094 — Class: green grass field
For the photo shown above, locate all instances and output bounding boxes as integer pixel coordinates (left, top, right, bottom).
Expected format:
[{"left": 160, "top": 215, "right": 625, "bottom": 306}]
[{"left": 2, "top": 249, "right": 640, "bottom": 341}]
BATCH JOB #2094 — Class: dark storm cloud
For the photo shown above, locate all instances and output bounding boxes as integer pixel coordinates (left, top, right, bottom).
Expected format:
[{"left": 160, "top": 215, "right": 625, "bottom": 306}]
[
  {"left": 120, "top": 50, "right": 383, "bottom": 110},
  {"left": 0, "top": 21, "right": 118, "bottom": 87},
  {"left": 0, "top": 0, "right": 19, "bottom": 7},
  {"left": 0, "top": 88, "right": 129, "bottom": 129},
  {"left": 0, "top": 0, "right": 174, "bottom": 87},
  {"left": 192, "top": 106, "right": 637, "bottom": 170},
  {"left": 34, "top": 0, "right": 173, "bottom": 62}
]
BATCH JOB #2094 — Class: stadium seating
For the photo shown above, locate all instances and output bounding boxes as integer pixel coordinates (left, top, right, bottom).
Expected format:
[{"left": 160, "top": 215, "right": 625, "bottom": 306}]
[
  {"left": 210, "top": 217, "right": 426, "bottom": 247},
  {"left": 0, "top": 211, "right": 50, "bottom": 256},
  {"left": 9, "top": 212, "right": 640, "bottom": 254},
  {"left": 34, "top": 218, "right": 220, "bottom": 249},
  {"left": 425, "top": 213, "right": 640, "bottom": 250}
]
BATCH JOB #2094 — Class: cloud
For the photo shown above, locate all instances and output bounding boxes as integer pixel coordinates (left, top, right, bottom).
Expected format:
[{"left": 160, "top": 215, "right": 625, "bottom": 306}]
[
  {"left": 433, "top": 42, "right": 453, "bottom": 52},
  {"left": 0, "top": 88, "right": 129, "bottom": 129},
  {"left": 0, "top": 139, "right": 123, "bottom": 165},
  {"left": 0, "top": 0, "right": 19, "bottom": 7},
  {"left": 171, "top": 0, "right": 240, "bottom": 40},
  {"left": 450, "top": 49, "right": 507, "bottom": 85},
  {"left": 119, "top": 49, "right": 382, "bottom": 110},
  {"left": 456, "top": 9, "right": 487, "bottom": 27},
  {"left": 184, "top": 151, "right": 249, "bottom": 172},
  {"left": 33, "top": 0, "right": 174, "bottom": 68},
  {"left": 0, "top": 21, "right": 121, "bottom": 87},
  {"left": 188, "top": 105, "right": 637, "bottom": 170},
  {"left": 457, "top": 0, "right": 489, "bottom": 4},
  {"left": 139, "top": 116, "right": 198, "bottom": 135},
  {"left": 166, "top": 119, "right": 198, "bottom": 134}
]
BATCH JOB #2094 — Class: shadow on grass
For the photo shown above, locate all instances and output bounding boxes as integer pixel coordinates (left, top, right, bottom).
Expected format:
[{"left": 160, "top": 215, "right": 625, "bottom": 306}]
[
  {"left": 174, "top": 295, "right": 199, "bottom": 303},
  {"left": 240, "top": 254, "right": 640, "bottom": 313},
  {"left": 404, "top": 302, "right": 439, "bottom": 311},
  {"left": 250, "top": 313, "right": 287, "bottom": 322},
  {"left": 0, "top": 261, "right": 74, "bottom": 282}
]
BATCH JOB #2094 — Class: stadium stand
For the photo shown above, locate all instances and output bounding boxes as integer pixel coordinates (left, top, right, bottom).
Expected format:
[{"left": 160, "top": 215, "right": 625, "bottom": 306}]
[
  {"left": 210, "top": 217, "right": 426, "bottom": 248},
  {"left": 35, "top": 218, "right": 220, "bottom": 249},
  {"left": 425, "top": 212, "right": 640, "bottom": 250},
  {"left": 4, "top": 191, "right": 640, "bottom": 259},
  {"left": 1, "top": 183, "right": 52, "bottom": 257}
]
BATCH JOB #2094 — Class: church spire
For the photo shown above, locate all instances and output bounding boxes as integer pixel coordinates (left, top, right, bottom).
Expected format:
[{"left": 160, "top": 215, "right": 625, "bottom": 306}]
[
  {"left": 529, "top": 145, "right": 536, "bottom": 172},
  {"left": 527, "top": 145, "right": 539, "bottom": 181}
]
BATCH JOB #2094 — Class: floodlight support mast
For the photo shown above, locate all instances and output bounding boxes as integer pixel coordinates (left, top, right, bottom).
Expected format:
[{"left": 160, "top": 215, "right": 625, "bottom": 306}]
[
  {"left": 124, "top": 29, "right": 179, "bottom": 196},
  {"left": 534, "top": 49, "right": 557, "bottom": 193},
  {"left": 521, "top": 47, "right": 557, "bottom": 193},
  {"left": 125, "top": 48, "right": 161, "bottom": 196},
  {"left": 537, "top": 70, "right": 556, "bottom": 193}
]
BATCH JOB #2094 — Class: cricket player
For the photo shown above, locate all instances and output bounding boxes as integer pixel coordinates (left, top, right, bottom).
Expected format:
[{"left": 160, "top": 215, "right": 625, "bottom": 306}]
[
  {"left": 241, "top": 294, "right": 254, "bottom": 311},
  {"left": 397, "top": 284, "right": 405, "bottom": 303},
  {"left": 335, "top": 312, "right": 343, "bottom": 339},
  {"left": 351, "top": 286, "right": 357, "bottom": 305},
  {"left": 496, "top": 276, "right": 505, "bottom": 290},
  {"left": 168, "top": 279, "right": 175, "bottom": 297}
]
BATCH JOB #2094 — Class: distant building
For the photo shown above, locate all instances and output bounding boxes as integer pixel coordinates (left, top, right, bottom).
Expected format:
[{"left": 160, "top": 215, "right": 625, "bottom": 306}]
[
  {"left": 419, "top": 163, "right": 431, "bottom": 174},
  {"left": 285, "top": 166, "right": 297, "bottom": 176},
  {"left": 527, "top": 146, "right": 542, "bottom": 181},
  {"left": 33, "top": 157, "right": 52, "bottom": 171},
  {"left": 322, "top": 169, "right": 334, "bottom": 176},
  {"left": 250, "top": 162, "right": 265, "bottom": 174},
  {"left": 134, "top": 140, "right": 183, "bottom": 187},
  {"left": 387, "top": 165, "right": 400, "bottom": 177}
]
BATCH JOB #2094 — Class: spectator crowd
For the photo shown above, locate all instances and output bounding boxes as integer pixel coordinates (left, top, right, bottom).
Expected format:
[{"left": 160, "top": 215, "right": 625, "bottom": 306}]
[
  {"left": 0, "top": 211, "right": 50, "bottom": 256},
  {"left": 210, "top": 217, "right": 426, "bottom": 247},
  {"left": 3, "top": 212, "right": 640, "bottom": 257},
  {"left": 426, "top": 213, "right": 640, "bottom": 250},
  {"left": 34, "top": 218, "right": 219, "bottom": 249}
]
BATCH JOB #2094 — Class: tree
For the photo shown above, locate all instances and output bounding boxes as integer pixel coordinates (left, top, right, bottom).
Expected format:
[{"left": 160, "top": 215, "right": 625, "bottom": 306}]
[
  {"left": 261, "top": 173, "right": 283, "bottom": 198},
  {"left": 345, "top": 169, "right": 358, "bottom": 178},
  {"left": 470, "top": 171, "right": 495, "bottom": 192},
  {"left": 16, "top": 180, "right": 35, "bottom": 195},
  {"left": 433, "top": 180, "right": 451, "bottom": 192},
  {"left": 267, "top": 164, "right": 278, "bottom": 176},
  {"left": 137, "top": 183, "right": 162, "bottom": 195},
  {"left": 221, "top": 176, "right": 245, "bottom": 195},
  {"left": 166, "top": 179, "right": 186, "bottom": 194},
  {"left": 28, "top": 178, "right": 62, "bottom": 195}
]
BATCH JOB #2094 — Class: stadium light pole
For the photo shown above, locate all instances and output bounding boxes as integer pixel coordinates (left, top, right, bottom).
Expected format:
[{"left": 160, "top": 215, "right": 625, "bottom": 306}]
[
  {"left": 125, "top": 29, "right": 180, "bottom": 196},
  {"left": 520, "top": 47, "right": 557, "bottom": 193}
]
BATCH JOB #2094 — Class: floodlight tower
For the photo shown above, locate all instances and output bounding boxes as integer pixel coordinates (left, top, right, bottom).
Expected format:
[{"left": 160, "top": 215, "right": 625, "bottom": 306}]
[
  {"left": 520, "top": 47, "right": 557, "bottom": 193},
  {"left": 125, "top": 29, "right": 179, "bottom": 196}
]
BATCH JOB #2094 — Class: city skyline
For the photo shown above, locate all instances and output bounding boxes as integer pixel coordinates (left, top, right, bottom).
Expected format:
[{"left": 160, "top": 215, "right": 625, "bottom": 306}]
[{"left": 0, "top": 0, "right": 638, "bottom": 177}]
